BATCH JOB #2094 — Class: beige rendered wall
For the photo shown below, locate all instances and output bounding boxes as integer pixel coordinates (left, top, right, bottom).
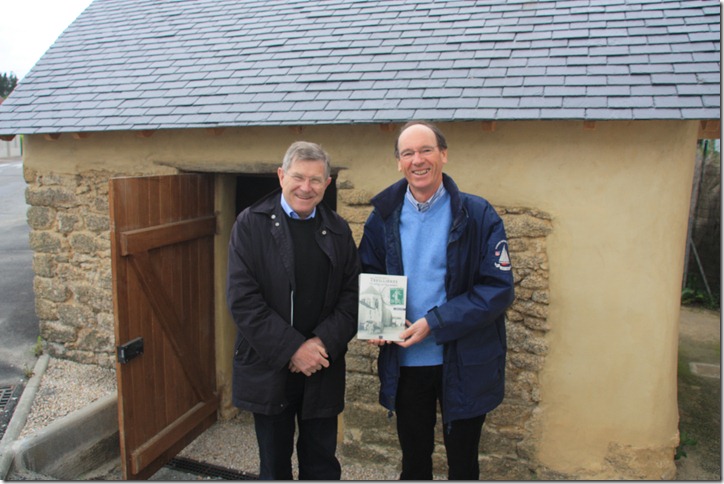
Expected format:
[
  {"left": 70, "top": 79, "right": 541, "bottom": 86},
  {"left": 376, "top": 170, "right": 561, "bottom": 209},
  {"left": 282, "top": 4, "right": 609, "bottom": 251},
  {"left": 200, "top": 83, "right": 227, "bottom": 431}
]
[{"left": 22, "top": 119, "right": 698, "bottom": 477}]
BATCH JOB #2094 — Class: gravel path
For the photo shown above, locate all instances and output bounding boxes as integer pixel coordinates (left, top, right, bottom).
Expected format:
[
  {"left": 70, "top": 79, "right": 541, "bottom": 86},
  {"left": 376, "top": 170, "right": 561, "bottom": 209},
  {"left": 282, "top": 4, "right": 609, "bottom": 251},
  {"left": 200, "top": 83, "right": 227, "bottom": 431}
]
[{"left": 18, "top": 358, "right": 116, "bottom": 439}]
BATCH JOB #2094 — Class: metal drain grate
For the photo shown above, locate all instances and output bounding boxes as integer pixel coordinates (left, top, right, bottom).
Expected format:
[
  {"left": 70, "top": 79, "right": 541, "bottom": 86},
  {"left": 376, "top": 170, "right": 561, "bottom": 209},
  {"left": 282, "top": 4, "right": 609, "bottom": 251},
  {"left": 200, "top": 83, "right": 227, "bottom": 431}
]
[
  {"left": 166, "top": 457, "right": 258, "bottom": 480},
  {"left": 0, "top": 385, "right": 14, "bottom": 410},
  {"left": 0, "top": 385, "right": 20, "bottom": 441}
]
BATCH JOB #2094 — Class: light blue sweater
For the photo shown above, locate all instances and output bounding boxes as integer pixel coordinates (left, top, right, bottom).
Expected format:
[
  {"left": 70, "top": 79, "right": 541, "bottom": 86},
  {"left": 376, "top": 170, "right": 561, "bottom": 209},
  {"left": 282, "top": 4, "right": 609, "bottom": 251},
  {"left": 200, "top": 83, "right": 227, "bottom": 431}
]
[{"left": 398, "top": 188, "right": 451, "bottom": 367}]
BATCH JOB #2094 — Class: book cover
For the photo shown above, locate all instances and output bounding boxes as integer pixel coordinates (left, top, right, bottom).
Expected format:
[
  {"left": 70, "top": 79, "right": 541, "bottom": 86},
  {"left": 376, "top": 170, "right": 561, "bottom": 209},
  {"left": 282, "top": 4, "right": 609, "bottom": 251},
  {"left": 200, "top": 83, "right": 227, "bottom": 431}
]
[{"left": 357, "top": 273, "right": 407, "bottom": 341}]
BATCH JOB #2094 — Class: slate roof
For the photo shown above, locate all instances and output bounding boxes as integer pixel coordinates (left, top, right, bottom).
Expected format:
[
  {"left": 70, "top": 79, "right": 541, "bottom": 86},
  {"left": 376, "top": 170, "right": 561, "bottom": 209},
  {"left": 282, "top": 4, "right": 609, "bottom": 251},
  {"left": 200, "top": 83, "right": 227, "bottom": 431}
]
[{"left": 0, "top": 0, "right": 719, "bottom": 135}]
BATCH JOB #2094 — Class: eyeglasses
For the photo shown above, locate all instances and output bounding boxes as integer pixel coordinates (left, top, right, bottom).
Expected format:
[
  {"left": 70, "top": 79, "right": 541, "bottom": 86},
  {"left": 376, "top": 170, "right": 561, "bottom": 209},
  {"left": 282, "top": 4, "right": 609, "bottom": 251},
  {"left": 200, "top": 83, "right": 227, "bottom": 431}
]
[
  {"left": 287, "top": 173, "right": 327, "bottom": 188},
  {"left": 398, "top": 146, "right": 438, "bottom": 162}
]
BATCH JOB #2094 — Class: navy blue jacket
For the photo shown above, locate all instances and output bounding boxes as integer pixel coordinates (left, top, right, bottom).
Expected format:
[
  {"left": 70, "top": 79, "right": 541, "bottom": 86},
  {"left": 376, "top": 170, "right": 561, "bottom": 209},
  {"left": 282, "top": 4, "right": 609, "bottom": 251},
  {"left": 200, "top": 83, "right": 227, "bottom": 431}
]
[
  {"left": 358, "top": 174, "right": 515, "bottom": 423},
  {"left": 227, "top": 189, "right": 360, "bottom": 419}
]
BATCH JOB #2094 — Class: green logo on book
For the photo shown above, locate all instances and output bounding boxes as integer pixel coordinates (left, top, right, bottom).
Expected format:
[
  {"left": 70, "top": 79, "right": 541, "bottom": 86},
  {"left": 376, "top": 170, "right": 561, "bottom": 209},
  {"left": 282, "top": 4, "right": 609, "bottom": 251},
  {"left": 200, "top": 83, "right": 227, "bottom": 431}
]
[{"left": 389, "top": 288, "right": 404, "bottom": 305}]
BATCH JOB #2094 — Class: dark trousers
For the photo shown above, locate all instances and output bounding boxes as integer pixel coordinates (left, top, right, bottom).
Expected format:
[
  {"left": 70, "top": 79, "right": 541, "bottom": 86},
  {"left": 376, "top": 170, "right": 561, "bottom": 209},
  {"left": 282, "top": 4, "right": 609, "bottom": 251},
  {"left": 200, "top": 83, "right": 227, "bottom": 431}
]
[
  {"left": 253, "top": 373, "right": 341, "bottom": 480},
  {"left": 395, "top": 365, "right": 487, "bottom": 480}
]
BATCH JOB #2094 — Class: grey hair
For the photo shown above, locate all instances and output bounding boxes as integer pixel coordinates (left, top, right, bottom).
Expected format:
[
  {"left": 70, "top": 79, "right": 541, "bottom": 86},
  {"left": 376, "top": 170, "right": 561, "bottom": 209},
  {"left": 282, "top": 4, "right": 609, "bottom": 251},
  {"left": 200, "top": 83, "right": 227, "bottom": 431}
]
[{"left": 282, "top": 141, "right": 331, "bottom": 178}]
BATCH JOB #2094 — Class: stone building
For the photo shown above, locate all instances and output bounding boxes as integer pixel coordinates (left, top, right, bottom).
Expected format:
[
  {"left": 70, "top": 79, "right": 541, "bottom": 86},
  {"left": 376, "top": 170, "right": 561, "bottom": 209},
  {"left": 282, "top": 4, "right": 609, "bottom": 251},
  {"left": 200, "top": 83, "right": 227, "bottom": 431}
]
[{"left": 0, "top": 0, "right": 720, "bottom": 479}]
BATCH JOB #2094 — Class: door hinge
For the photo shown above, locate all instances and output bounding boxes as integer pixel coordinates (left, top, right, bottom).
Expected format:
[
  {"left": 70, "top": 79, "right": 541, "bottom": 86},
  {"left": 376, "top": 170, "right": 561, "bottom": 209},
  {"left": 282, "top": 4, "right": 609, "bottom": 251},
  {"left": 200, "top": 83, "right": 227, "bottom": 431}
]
[{"left": 117, "top": 337, "right": 144, "bottom": 364}]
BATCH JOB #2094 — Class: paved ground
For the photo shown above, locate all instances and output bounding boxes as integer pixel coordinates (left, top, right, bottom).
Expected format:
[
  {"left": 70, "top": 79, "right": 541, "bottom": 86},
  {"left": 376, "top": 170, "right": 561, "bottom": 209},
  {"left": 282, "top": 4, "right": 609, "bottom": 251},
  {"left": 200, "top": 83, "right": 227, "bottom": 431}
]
[
  {"left": 674, "top": 305, "right": 721, "bottom": 480},
  {"left": 0, "top": 159, "right": 39, "bottom": 388},
  {"left": 0, "top": 158, "right": 39, "bottom": 441}
]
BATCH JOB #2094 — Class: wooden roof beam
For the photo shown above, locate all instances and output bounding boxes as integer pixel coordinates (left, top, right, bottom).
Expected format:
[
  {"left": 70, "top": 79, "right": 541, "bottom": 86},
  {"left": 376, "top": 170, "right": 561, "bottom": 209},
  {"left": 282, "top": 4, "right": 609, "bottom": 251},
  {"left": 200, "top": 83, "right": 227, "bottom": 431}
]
[
  {"left": 698, "top": 120, "right": 721, "bottom": 140},
  {"left": 481, "top": 121, "right": 496, "bottom": 132},
  {"left": 206, "top": 127, "right": 225, "bottom": 136}
]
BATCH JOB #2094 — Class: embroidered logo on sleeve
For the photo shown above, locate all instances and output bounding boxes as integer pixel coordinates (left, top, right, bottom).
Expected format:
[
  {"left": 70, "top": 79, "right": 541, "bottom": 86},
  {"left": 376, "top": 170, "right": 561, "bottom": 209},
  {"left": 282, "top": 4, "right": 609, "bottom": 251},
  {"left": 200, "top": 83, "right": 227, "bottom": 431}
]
[{"left": 494, "top": 240, "right": 511, "bottom": 271}]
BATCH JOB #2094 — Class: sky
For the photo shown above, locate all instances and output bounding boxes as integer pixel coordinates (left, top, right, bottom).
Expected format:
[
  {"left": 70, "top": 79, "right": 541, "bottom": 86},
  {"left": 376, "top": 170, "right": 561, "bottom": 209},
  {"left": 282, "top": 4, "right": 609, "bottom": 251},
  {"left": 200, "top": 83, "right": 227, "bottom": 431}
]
[{"left": 0, "top": 0, "right": 94, "bottom": 80}]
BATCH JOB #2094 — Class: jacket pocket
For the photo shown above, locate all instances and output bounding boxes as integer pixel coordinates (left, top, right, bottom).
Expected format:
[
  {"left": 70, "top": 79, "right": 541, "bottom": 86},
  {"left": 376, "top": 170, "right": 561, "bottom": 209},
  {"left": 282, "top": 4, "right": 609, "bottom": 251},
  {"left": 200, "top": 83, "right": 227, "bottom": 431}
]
[
  {"left": 455, "top": 328, "right": 505, "bottom": 403},
  {"left": 234, "top": 335, "right": 260, "bottom": 365},
  {"left": 459, "top": 354, "right": 504, "bottom": 403},
  {"left": 233, "top": 358, "right": 286, "bottom": 411}
]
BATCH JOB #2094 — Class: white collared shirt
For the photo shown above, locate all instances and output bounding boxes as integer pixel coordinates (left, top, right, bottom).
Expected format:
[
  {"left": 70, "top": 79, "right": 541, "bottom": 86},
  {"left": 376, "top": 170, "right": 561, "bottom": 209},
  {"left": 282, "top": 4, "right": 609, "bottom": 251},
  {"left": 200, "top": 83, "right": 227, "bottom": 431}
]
[
  {"left": 280, "top": 194, "right": 316, "bottom": 219},
  {"left": 405, "top": 182, "right": 446, "bottom": 213}
]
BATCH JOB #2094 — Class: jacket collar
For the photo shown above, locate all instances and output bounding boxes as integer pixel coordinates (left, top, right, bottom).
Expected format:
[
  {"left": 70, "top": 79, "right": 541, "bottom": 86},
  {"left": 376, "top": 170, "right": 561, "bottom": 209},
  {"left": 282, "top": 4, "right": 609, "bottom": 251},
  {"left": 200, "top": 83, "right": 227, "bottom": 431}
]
[
  {"left": 371, "top": 173, "right": 463, "bottom": 220},
  {"left": 250, "top": 188, "right": 346, "bottom": 235}
]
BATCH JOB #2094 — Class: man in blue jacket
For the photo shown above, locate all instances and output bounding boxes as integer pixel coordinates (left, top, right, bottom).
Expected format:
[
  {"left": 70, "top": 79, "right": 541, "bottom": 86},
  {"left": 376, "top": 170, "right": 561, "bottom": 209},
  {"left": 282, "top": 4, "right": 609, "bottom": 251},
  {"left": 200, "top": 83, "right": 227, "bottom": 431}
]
[{"left": 358, "top": 121, "right": 515, "bottom": 480}]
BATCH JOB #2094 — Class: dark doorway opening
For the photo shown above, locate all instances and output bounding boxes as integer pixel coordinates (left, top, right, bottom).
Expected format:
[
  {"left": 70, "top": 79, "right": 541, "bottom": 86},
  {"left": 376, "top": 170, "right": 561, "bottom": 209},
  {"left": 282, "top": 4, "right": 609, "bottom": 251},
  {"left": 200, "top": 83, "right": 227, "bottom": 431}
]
[{"left": 235, "top": 175, "right": 278, "bottom": 216}]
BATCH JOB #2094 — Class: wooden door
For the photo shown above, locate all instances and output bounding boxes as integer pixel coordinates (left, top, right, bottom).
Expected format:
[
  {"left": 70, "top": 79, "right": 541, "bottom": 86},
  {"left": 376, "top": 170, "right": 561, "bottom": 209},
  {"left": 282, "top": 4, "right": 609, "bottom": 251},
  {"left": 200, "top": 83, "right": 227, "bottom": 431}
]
[{"left": 109, "top": 174, "right": 218, "bottom": 479}]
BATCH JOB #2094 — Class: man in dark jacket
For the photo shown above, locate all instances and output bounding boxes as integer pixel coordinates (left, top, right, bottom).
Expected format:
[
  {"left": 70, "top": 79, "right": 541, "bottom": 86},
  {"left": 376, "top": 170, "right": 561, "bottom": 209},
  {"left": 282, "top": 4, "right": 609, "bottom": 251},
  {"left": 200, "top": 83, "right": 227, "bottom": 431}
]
[
  {"left": 358, "top": 121, "right": 515, "bottom": 480},
  {"left": 227, "top": 141, "right": 360, "bottom": 480}
]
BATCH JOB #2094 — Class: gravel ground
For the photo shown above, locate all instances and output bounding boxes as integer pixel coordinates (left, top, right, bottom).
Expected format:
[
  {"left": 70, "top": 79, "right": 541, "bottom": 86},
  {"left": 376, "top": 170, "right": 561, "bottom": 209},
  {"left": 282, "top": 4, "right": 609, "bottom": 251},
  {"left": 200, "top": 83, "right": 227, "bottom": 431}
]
[
  {"left": 15, "top": 356, "right": 400, "bottom": 480},
  {"left": 18, "top": 358, "right": 116, "bottom": 439}
]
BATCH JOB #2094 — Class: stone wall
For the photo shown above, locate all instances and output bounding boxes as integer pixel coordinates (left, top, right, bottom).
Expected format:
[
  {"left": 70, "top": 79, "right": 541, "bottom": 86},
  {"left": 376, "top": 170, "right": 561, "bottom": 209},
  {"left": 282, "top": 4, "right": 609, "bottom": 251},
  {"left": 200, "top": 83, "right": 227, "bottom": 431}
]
[
  {"left": 24, "top": 167, "right": 553, "bottom": 478},
  {"left": 336, "top": 172, "right": 553, "bottom": 479},
  {"left": 25, "top": 168, "right": 130, "bottom": 368}
]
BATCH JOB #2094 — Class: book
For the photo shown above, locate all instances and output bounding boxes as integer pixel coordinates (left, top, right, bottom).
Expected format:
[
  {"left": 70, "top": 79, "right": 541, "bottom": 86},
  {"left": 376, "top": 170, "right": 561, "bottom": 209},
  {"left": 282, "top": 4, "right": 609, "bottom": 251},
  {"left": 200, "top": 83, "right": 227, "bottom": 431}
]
[{"left": 357, "top": 273, "right": 407, "bottom": 341}]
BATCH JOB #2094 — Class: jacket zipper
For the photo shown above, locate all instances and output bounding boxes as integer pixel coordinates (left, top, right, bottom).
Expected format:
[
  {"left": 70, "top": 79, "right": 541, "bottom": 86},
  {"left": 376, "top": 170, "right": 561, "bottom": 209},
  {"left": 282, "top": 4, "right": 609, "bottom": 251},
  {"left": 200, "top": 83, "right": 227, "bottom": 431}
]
[{"left": 290, "top": 289, "right": 294, "bottom": 327}]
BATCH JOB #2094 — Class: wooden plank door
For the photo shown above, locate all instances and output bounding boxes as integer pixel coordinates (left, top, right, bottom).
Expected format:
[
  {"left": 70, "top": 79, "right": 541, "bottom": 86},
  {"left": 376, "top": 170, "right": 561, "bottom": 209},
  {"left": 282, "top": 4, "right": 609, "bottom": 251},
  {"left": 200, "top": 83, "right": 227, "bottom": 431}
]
[{"left": 109, "top": 174, "right": 218, "bottom": 479}]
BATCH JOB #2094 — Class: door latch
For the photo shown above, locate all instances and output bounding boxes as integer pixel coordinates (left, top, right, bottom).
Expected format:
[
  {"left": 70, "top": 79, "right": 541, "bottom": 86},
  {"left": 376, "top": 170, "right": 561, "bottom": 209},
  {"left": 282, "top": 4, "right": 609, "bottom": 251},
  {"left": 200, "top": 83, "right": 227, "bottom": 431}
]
[{"left": 117, "top": 337, "right": 144, "bottom": 364}]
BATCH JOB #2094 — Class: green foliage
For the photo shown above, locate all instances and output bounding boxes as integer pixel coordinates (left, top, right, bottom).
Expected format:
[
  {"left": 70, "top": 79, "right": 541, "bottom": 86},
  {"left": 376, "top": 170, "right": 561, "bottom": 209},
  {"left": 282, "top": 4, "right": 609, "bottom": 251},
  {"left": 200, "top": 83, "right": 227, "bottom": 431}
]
[
  {"left": 0, "top": 72, "right": 18, "bottom": 98},
  {"left": 23, "top": 363, "right": 34, "bottom": 379},
  {"left": 681, "top": 286, "right": 720, "bottom": 310},
  {"left": 675, "top": 433, "right": 698, "bottom": 460},
  {"left": 32, "top": 336, "right": 44, "bottom": 357}
]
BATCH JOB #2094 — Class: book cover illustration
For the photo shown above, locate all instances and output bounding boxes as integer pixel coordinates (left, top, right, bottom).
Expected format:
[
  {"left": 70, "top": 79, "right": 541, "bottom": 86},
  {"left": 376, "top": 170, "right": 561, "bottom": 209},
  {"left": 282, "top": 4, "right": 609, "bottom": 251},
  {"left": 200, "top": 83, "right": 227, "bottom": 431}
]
[{"left": 357, "top": 273, "right": 407, "bottom": 341}]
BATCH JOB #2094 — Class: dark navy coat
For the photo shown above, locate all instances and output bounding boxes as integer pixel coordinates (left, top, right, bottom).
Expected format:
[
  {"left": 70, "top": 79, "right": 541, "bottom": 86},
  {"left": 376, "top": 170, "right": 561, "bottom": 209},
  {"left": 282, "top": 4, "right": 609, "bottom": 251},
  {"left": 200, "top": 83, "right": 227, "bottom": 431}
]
[
  {"left": 358, "top": 174, "right": 515, "bottom": 424},
  {"left": 226, "top": 189, "right": 360, "bottom": 419}
]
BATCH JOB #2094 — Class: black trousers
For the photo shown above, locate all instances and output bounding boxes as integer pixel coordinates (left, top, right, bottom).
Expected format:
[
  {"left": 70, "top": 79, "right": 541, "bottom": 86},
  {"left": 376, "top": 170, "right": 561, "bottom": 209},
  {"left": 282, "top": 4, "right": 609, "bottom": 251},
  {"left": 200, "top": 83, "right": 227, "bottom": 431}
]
[
  {"left": 253, "top": 373, "right": 341, "bottom": 480},
  {"left": 395, "top": 365, "right": 487, "bottom": 480}
]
